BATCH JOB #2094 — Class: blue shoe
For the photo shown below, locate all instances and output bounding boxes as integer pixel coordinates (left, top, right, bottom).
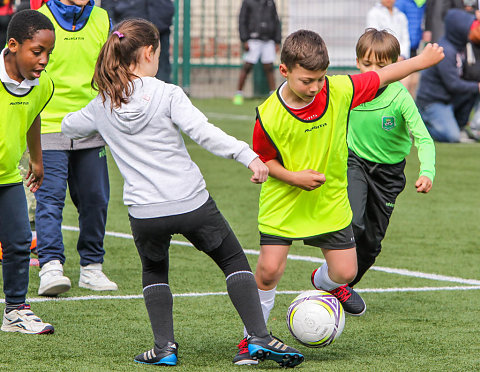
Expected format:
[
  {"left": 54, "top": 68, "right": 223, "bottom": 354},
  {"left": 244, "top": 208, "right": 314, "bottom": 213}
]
[
  {"left": 134, "top": 342, "right": 178, "bottom": 365},
  {"left": 247, "top": 334, "right": 304, "bottom": 368}
]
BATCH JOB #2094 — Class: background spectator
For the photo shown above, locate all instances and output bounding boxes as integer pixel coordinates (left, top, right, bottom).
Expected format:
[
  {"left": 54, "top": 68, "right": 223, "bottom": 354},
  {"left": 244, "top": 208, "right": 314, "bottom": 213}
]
[
  {"left": 367, "top": 0, "right": 411, "bottom": 59},
  {"left": 416, "top": 8, "right": 480, "bottom": 142},
  {"left": 424, "top": 0, "right": 469, "bottom": 43},
  {"left": 0, "top": 0, "right": 14, "bottom": 47},
  {"left": 396, "top": 0, "right": 428, "bottom": 97},
  {"left": 233, "top": 0, "right": 281, "bottom": 105}
]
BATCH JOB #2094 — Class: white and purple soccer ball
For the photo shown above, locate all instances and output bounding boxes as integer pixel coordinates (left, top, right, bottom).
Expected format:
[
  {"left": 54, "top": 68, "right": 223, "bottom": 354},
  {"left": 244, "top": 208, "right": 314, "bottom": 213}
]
[{"left": 286, "top": 290, "right": 345, "bottom": 348}]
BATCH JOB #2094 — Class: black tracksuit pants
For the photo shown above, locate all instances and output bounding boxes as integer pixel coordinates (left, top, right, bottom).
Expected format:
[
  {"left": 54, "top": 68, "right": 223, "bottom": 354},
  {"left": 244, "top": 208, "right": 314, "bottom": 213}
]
[{"left": 347, "top": 150, "right": 406, "bottom": 287}]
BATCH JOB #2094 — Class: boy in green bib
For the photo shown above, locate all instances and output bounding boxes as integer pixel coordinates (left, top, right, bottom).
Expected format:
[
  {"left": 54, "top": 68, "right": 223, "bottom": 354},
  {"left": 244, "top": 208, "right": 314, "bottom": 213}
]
[
  {"left": 0, "top": 9, "right": 55, "bottom": 334},
  {"left": 234, "top": 29, "right": 444, "bottom": 364},
  {"left": 347, "top": 29, "right": 435, "bottom": 288}
]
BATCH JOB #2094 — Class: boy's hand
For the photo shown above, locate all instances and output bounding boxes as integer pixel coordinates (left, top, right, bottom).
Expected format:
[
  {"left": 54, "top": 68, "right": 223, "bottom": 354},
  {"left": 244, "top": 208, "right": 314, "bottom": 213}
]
[
  {"left": 415, "top": 176, "right": 432, "bottom": 193},
  {"left": 248, "top": 157, "right": 269, "bottom": 183},
  {"left": 293, "top": 169, "right": 326, "bottom": 191},
  {"left": 417, "top": 43, "right": 444, "bottom": 69},
  {"left": 25, "top": 160, "right": 44, "bottom": 193}
]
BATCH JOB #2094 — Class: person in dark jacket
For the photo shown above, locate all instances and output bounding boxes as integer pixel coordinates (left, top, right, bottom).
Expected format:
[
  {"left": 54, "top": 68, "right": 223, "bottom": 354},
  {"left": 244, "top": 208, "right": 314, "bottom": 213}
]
[
  {"left": 416, "top": 8, "right": 480, "bottom": 142},
  {"left": 233, "top": 0, "right": 281, "bottom": 105},
  {"left": 101, "top": 0, "right": 174, "bottom": 83}
]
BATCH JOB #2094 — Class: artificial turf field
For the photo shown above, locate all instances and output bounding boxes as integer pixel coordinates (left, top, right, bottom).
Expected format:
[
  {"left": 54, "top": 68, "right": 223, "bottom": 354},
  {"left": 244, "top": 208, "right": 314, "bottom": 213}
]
[{"left": 1, "top": 98, "right": 479, "bottom": 371}]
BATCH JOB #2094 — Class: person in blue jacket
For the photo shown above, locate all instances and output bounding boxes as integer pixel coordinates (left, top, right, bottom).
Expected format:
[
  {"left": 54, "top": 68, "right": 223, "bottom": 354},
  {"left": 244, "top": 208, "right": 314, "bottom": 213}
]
[{"left": 416, "top": 8, "right": 480, "bottom": 142}]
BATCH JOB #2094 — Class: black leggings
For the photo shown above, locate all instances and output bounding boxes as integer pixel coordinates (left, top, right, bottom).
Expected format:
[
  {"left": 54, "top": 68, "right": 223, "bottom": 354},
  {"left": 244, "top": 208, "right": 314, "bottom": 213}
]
[{"left": 138, "top": 230, "right": 252, "bottom": 287}]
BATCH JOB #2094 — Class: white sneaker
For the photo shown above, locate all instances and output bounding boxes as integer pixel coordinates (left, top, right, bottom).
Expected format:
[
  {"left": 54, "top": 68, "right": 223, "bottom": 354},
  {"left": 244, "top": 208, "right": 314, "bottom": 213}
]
[
  {"left": 79, "top": 263, "right": 118, "bottom": 291},
  {"left": 38, "top": 260, "right": 71, "bottom": 296},
  {"left": 1, "top": 304, "right": 54, "bottom": 334}
]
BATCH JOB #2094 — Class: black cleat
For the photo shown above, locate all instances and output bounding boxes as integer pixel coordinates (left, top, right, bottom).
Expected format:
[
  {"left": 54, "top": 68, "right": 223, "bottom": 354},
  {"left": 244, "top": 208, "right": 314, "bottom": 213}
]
[
  {"left": 311, "top": 269, "right": 366, "bottom": 316},
  {"left": 134, "top": 341, "right": 178, "bottom": 366},
  {"left": 233, "top": 337, "right": 259, "bottom": 365},
  {"left": 247, "top": 334, "right": 304, "bottom": 368}
]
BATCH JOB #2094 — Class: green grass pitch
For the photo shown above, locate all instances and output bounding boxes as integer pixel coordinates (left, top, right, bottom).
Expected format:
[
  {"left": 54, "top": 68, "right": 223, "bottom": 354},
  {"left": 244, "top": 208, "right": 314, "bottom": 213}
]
[{"left": 1, "top": 98, "right": 479, "bottom": 371}]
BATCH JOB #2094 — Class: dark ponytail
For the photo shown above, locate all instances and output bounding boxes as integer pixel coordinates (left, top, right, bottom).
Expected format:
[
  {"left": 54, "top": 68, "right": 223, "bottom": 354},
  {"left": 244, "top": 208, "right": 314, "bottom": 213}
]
[{"left": 92, "top": 18, "right": 160, "bottom": 109}]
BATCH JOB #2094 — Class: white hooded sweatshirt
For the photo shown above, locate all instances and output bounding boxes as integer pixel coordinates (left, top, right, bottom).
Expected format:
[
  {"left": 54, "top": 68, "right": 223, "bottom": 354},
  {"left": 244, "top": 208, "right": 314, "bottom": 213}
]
[{"left": 62, "top": 77, "right": 258, "bottom": 218}]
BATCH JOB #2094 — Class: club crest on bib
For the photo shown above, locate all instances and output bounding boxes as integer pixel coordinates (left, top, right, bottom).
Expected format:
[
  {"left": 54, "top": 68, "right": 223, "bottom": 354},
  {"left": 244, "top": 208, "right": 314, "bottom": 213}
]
[{"left": 382, "top": 116, "right": 395, "bottom": 131}]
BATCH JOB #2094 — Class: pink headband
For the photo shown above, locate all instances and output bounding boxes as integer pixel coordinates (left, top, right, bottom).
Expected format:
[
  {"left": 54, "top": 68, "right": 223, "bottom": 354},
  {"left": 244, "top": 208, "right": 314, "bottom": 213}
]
[{"left": 113, "top": 31, "right": 124, "bottom": 39}]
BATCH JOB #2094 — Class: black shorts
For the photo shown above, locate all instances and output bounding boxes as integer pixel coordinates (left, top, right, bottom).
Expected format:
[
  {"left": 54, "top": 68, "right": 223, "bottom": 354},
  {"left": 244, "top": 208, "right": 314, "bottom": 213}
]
[
  {"left": 260, "top": 224, "right": 356, "bottom": 250},
  {"left": 129, "top": 196, "right": 232, "bottom": 262}
]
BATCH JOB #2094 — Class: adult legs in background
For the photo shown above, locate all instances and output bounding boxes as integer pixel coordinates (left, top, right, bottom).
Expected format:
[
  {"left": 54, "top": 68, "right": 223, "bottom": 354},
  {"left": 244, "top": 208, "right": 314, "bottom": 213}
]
[
  {"left": 418, "top": 102, "right": 461, "bottom": 142},
  {"left": 156, "top": 29, "right": 171, "bottom": 83}
]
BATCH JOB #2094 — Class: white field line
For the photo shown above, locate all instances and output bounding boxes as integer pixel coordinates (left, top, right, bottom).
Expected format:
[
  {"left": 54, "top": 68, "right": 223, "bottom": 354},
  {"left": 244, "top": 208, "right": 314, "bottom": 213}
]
[
  {"left": 5, "top": 285, "right": 478, "bottom": 304},
  {"left": 62, "top": 225, "right": 480, "bottom": 286}
]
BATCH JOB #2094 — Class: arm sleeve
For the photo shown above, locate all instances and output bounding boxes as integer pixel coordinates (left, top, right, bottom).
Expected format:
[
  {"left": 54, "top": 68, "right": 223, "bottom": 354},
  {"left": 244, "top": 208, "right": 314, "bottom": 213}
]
[
  {"left": 61, "top": 99, "right": 99, "bottom": 139},
  {"left": 169, "top": 87, "right": 258, "bottom": 168},
  {"left": 272, "top": 2, "right": 282, "bottom": 44},
  {"left": 350, "top": 71, "right": 381, "bottom": 108},
  {"left": 253, "top": 118, "right": 278, "bottom": 162},
  {"left": 401, "top": 93, "right": 436, "bottom": 181},
  {"left": 239, "top": 1, "right": 249, "bottom": 42}
]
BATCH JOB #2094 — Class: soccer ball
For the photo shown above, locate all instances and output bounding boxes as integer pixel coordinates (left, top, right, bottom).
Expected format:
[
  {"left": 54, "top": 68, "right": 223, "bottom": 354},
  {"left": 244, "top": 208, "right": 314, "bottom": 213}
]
[{"left": 286, "top": 290, "right": 345, "bottom": 348}]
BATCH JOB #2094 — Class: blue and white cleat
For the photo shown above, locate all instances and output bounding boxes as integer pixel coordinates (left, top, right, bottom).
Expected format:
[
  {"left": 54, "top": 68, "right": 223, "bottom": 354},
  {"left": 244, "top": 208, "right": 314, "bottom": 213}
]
[
  {"left": 134, "top": 341, "right": 178, "bottom": 366},
  {"left": 247, "top": 334, "right": 304, "bottom": 368}
]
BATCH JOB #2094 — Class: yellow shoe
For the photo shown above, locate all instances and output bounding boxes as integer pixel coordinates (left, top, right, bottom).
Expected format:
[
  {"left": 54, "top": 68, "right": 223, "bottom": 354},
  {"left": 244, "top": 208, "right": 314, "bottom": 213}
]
[{"left": 233, "top": 93, "right": 244, "bottom": 105}]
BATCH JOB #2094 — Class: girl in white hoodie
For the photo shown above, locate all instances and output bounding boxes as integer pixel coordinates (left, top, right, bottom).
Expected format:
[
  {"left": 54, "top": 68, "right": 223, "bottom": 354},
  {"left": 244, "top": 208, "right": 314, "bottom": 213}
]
[{"left": 61, "top": 19, "right": 304, "bottom": 368}]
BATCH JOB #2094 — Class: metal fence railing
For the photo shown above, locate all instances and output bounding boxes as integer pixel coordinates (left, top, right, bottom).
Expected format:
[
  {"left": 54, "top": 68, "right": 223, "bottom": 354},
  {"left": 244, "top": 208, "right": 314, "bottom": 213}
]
[{"left": 172, "top": 0, "right": 377, "bottom": 98}]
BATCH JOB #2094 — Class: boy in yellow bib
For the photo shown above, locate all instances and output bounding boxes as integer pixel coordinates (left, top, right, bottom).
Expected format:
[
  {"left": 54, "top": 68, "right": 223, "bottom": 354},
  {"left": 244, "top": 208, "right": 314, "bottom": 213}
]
[
  {"left": 0, "top": 9, "right": 55, "bottom": 334},
  {"left": 234, "top": 29, "right": 444, "bottom": 364},
  {"left": 35, "top": 0, "right": 117, "bottom": 296}
]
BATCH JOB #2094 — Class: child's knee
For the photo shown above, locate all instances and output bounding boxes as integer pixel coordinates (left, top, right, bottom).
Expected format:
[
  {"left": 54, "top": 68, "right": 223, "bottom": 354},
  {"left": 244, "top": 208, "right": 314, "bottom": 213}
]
[
  {"left": 331, "top": 266, "right": 357, "bottom": 284},
  {"left": 256, "top": 261, "right": 283, "bottom": 287}
]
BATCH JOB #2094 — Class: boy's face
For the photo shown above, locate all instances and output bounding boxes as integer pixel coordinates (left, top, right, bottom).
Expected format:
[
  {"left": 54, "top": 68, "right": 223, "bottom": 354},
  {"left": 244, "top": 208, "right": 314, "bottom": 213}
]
[
  {"left": 8, "top": 29, "right": 55, "bottom": 81},
  {"left": 356, "top": 52, "right": 392, "bottom": 74},
  {"left": 279, "top": 63, "right": 327, "bottom": 103}
]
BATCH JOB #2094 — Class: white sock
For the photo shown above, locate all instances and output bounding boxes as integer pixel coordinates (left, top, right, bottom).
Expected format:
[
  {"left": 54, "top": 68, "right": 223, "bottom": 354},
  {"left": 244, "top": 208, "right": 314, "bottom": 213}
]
[
  {"left": 243, "top": 287, "right": 276, "bottom": 338},
  {"left": 313, "top": 264, "right": 345, "bottom": 291}
]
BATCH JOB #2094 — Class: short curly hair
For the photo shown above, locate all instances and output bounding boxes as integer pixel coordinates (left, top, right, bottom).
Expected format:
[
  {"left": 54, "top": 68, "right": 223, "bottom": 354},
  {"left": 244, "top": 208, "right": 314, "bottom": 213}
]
[{"left": 7, "top": 9, "right": 54, "bottom": 44}]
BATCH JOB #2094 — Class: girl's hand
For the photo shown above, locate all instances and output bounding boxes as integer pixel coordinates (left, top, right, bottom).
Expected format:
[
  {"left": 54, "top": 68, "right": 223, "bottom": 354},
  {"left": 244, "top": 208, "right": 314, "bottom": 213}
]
[{"left": 248, "top": 157, "right": 269, "bottom": 183}]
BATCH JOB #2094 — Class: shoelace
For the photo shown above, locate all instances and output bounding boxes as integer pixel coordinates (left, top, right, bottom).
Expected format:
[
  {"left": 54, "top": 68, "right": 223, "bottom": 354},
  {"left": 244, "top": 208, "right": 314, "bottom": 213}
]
[
  {"left": 330, "top": 285, "right": 352, "bottom": 302},
  {"left": 237, "top": 337, "right": 249, "bottom": 351}
]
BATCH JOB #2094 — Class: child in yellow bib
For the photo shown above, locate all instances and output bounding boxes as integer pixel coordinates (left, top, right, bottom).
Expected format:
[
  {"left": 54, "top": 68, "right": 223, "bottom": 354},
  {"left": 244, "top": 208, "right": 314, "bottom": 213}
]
[
  {"left": 0, "top": 9, "right": 55, "bottom": 335},
  {"left": 234, "top": 29, "right": 444, "bottom": 365}
]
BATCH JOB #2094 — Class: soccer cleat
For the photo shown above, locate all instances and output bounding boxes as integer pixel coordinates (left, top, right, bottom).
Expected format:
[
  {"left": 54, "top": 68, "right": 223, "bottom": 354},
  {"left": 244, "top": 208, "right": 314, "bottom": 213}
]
[
  {"left": 38, "top": 260, "right": 71, "bottom": 296},
  {"left": 134, "top": 342, "right": 178, "bottom": 365},
  {"left": 1, "top": 304, "right": 54, "bottom": 334},
  {"left": 311, "top": 269, "right": 366, "bottom": 316},
  {"left": 247, "top": 334, "right": 304, "bottom": 368},
  {"left": 79, "top": 263, "right": 118, "bottom": 291},
  {"left": 233, "top": 337, "right": 258, "bottom": 365},
  {"left": 233, "top": 93, "right": 244, "bottom": 105}
]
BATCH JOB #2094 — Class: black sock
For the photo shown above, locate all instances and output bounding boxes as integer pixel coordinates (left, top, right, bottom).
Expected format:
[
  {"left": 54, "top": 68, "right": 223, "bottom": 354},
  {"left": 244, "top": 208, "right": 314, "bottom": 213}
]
[
  {"left": 226, "top": 271, "right": 268, "bottom": 338},
  {"left": 143, "top": 284, "right": 175, "bottom": 350},
  {"left": 5, "top": 302, "right": 24, "bottom": 314}
]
